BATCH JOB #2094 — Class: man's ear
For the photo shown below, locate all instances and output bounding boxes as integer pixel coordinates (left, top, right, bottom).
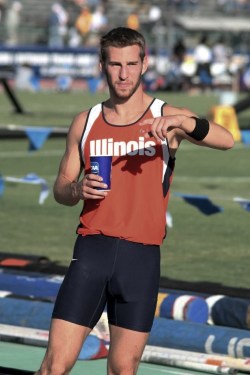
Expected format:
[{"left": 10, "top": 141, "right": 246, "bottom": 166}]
[
  {"left": 99, "top": 61, "right": 103, "bottom": 73},
  {"left": 142, "top": 55, "right": 148, "bottom": 75}
]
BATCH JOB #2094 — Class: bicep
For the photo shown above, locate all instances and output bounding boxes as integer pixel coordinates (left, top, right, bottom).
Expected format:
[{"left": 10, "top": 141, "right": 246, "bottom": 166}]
[{"left": 162, "top": 104, "right": 196, "bottom": 118}]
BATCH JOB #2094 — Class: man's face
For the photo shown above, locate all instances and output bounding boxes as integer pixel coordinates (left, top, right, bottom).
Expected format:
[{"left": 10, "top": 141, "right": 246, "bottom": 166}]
[{"left": 101, "top": 45, "right": 147, "bottom": 100}]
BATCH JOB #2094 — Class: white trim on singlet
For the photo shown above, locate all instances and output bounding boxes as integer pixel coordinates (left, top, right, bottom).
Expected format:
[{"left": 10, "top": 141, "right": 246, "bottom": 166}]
[
  {"left": 150, "top": 99, "right": 170, "bottom": 183},
  {"left": 150, "top": 98, "right": 165, "bottom": 117},
  {"left": 81, "top": 103, "right": 102, "bottom": 165}
]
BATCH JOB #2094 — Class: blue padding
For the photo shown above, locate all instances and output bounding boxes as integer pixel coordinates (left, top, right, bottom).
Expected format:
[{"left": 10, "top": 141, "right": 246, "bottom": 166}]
[
  {"left": 234, "top": 198, "right": 250, "bottom": 212},
  {"left": 160, "top": 294, "right": 208, "bottom": 323},
  {"left": 174, "top": 192, "right": 223, "bottom": 215},
  {"left": 241, "top": 130, "right": 250, "bottom": 145},
  {"left": 87, "top": 77, "right": 100, "bottom": 94},
  {"left": 0, "top": 272, "right": 62, "bottom": 300},
  {"left": 25, "top": 127, "right": 52, "bottom": 151},
  {"left": 211, "top": 297, "right": 250, "bottom": 329},
  {"left": 185, "top": 297, "right": 208, "bottom": 324},
  {"left": 0, "top": 175, "right": 5, "bottom": 196},
  {"left": 0, "top": 297, "right": 108, "bottom": 360},
  {"left": 148, "top": 317, "right": 250, "bottom": 357},
  {"left": 160, "top": 294, "right": 177, "bottom": 319},
  {"left": 0, "top": 298, "right": 52, "bottom": 329},
  {"left": 78, "top": 335, "right": 105, "bottom": 360}
]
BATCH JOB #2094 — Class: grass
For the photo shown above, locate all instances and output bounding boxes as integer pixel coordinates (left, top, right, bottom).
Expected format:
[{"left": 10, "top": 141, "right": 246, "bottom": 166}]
[
  {"left": 0, "top": 89, "right": 250, "bottom": 289},
  {"left": 165, "top": 143, "right": 250, "bottom": 285},
  {"left": 1, "top": 89, "right": 250, "bottom": 128}
]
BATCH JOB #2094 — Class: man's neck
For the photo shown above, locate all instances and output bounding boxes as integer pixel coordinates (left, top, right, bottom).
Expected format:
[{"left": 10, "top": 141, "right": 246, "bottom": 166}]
[{"left": 103, "top": 91, "right": 153, "bottom": 126}]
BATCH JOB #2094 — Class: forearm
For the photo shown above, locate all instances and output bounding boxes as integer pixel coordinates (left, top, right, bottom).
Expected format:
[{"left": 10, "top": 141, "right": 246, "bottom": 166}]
[
  {"left": 181, "top": 116, "right": 234, "bottom": 150},
  {"left": 53, "top": 176, "right": 80, "bottom": 206}
]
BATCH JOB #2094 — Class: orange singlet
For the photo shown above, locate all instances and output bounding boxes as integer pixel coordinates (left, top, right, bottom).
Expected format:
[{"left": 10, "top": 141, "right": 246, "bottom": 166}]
[{"left": 77, "top": 98, "right": 175, "bottom": 245}]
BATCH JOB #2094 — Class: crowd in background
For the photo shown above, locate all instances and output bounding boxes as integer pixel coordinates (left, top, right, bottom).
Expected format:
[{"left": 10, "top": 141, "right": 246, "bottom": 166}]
[
  {"left": 0, "top": 0, "right": 249, "bottom": 93},
  {"left": 0, "top": 0, "right": 109, "bottom": 47},
  {"left": 1, "top": 0, "right": 250, "bottom": 48}
]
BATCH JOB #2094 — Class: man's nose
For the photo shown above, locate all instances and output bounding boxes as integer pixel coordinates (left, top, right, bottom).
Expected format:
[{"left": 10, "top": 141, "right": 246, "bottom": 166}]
[{"left": 119, "top": 66, "right": 128, "bottom": 80}]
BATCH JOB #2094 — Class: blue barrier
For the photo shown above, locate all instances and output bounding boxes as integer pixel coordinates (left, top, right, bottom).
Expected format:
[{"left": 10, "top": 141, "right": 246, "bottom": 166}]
[
  {"left": 148, "top": 317, "right": 250, "bottom": 358},
  {"left": 0, "top": 272, "right": 62, "bottom": 300}
]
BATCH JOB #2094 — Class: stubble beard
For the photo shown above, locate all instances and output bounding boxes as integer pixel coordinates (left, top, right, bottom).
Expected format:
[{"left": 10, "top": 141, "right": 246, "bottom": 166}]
[{"left": 105, "top": 73, "right": 142, "bottom": 102}]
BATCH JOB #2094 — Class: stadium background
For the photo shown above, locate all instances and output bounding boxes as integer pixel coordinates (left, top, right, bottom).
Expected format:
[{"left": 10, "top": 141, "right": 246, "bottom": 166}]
[
  {"left": 1, "top": 0, "right": 249, "bottom": 286},
  {"left": 0, "top": 1, "right": 250, "bottom": 374}
]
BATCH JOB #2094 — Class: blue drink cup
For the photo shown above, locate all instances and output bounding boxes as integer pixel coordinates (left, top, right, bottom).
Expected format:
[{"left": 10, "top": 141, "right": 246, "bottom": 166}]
[{"left": 90, "top": 155, "right": 112, "bottom": 191}]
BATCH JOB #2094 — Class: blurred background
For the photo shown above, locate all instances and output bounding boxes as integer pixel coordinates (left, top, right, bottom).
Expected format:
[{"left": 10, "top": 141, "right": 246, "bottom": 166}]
[
  {"left": 0, "top": 0, "right": 249, "bottom": 292},
  {"left": 0, "top": 0, "right": 249, "bottom": 94}
]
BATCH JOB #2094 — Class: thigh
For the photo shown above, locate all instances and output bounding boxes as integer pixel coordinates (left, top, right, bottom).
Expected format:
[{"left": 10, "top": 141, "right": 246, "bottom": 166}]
[
  {"left": 52, "top": 235, "right": 116, "bottom": 328},
  {"left": 40, "top": 319, "right": 91, "bottom": 373},
  {"left": 107, "top": 324, "right": 149, "bottom": 375},
  {"left": 108, "top": 241, "right": 160, "bottom": 332}
]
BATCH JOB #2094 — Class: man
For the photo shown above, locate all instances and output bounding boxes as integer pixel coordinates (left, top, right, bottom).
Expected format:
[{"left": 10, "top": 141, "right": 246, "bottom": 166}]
[
  {"left": 193, "top": 35, "right": 213, "bottom": 90},
  {"left": 36, "top": 27, "right": 234, "bottom": 375}
]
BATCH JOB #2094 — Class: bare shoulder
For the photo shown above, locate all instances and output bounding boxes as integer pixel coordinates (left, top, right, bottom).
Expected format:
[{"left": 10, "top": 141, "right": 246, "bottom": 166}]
[
  {"left": 68, "top": 109, "right": 90, "bottom": 141},
  {"left": 163, "top": 104, "right": 196, "bottom": 117}
]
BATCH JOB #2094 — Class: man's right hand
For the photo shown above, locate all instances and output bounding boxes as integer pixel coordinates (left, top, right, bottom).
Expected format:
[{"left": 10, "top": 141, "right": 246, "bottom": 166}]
[{"left": 73, "top": 174, "right": 109, "bottom": 200}]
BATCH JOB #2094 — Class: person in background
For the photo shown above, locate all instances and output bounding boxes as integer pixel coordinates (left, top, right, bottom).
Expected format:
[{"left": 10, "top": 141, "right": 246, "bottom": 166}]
[
  {"left": 212, "top": 36, "right": 231, "bottom": 64},
  {"left": 35, "top": 27, "right": 234, "bottom": 375},
  {"left": 87, "top": 4, "right": 108, "bottom": 46},
  {"left": 75, "top": 5, "right": 93, "bottom": 44},
  {"left": 193, "top": 35, "right": 213, "bottom": 90},
  {"left": 165, "top": 37, "right": 187, "bottom": 91},
  {"left": 48, "top": 2, "right": 69, "bottom": 48},
  {"left": 126, "top": 10, "right": 140, "bottom": 31},
  {"left": 0, "top": 0, "right": 6, "bottom": 24},
  {"left": 90, "top": 5, "right": 108, "bottom": 35},
  {"left": 4, "top": 1, "right": 22, "bottom": 46},
  {"left": 172, "top": 38, "right": 187, "bottom": 65}
]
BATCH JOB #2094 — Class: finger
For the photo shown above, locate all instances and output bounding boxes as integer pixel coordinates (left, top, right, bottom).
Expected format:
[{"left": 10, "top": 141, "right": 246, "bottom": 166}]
[
  {"left": 85, "top": 181, "right": 108, "bottom": 192},
  {"left": 139, "top": 117, "right": 168, "bottom": 140},
  {"left": 84, "top": 190, "right": 108, "bottom": 200},
  {"left": 139, "top": 118, "right": 155, "bottom": 126},
  {"left": 139, "top": 118, "right": 155, "bottom": 138},
  {"left": 149, "top": 117, "right": 164, "bottom": 142},
  {"left": 153, "top": 118, "right": 165, "bottom": 140},
  {"left": 139, "top": 127, "right": 152, "bottom": 139},
  {"left": 86, "top": 173, "right": 103, "bottom": 182},
  {"left": 84, "top": 175, "right": 104, "bottom": 191},
  {"left": 157, "top": 118, "right": 169, "bottom": 140},
  {"left": 85, "top": 194, "right": 107, "bottom": 200}
]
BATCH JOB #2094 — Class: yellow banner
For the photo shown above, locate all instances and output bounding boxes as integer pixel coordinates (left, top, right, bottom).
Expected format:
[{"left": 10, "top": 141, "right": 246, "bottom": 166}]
[
  {"left": 155, "top": 292, "right": 168, "bottom": 317},
  {"left": 211, "top": 105, "right": 241, "bottom": 142}
]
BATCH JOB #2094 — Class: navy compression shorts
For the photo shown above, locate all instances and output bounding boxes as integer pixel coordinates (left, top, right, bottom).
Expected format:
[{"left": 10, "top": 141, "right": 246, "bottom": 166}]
[{"left": 52, "top": 234, "right": 160, "bottom": 332}]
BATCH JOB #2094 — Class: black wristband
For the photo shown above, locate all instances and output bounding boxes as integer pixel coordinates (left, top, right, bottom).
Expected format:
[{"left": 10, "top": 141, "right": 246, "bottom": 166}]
[{"left": 186, "top": 117, "right": 210, "bottom": 141}]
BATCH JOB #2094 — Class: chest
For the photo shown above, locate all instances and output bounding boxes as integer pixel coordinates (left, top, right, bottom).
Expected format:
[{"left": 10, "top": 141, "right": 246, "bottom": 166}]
[{"left": 85, "top": 117, "right": 161, "bottom": 160}]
